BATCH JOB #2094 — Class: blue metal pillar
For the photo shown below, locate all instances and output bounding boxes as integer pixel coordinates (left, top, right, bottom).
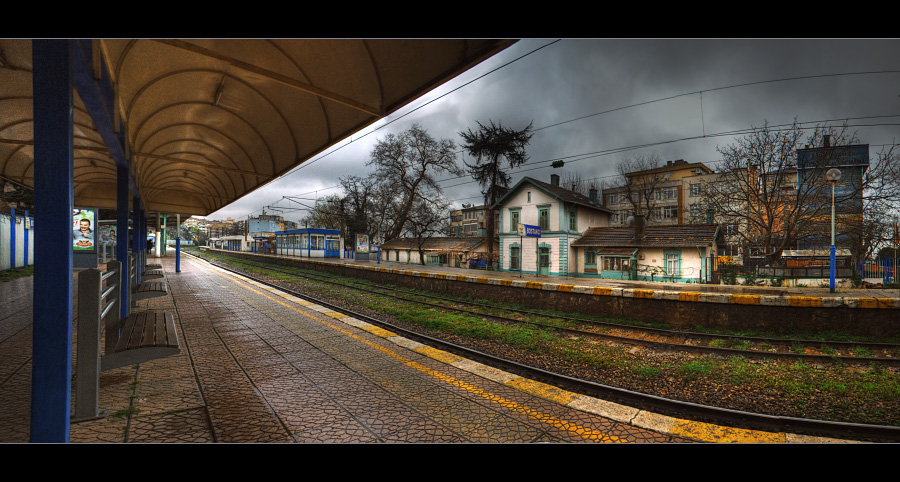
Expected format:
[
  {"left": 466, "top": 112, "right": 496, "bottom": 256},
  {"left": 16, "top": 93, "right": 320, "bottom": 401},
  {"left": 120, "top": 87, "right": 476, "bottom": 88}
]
[
  {"left": 117, "top": 164, "right": 130, "bottom": 317},
  {"left": 30, "top": 39, "right": 74, "bottom": 443},
  {"left": 133, "top": 196, "right": 141, "bottom": 284},
  {"left": 23, "top": 210, "right": 29, "bottom": 266},
  {"left": 9, "top": 207, "right": 15, "bottom": 268},
  {"left": 176, "top": 214, "right": 181, "bottom": 272}
]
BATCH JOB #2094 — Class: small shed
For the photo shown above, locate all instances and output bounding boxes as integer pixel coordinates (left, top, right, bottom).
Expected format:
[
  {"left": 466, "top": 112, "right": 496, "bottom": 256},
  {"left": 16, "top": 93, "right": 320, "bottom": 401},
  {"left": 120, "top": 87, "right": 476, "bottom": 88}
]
[
  {"left": 274, "top": 228, "right": 342, "bottom": 258},
  {"left": 381, "top": 236, "right": 496, "bottom": 267}
]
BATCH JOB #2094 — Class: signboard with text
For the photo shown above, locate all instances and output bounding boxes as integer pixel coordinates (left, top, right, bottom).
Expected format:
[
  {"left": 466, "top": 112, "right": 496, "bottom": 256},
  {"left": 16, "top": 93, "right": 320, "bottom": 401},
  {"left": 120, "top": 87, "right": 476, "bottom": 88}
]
[{"left": 517, "top": 223, "right": 541, "bottom": 238}]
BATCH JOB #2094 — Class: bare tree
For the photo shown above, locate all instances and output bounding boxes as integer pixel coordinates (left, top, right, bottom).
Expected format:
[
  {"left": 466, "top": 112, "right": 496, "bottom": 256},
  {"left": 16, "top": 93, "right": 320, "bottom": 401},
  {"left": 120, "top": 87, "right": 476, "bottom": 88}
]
[
  {"left": 404, "top": 196, "right": 452, "bottom": 265},
  {"left": 299, "top": 194, "right": 343, "bottom": 230},
  {"left": 697, "top": 120, "right": 872, "bottom": 267},
  {"left": 561, "top": 171, "right": 589, "bottom": 196},
  {"left": 609, "top": 152, "right": 667, "bottom": 220},
  {"left": 369, "top": 124, "right": 461, "bottom": 242}
]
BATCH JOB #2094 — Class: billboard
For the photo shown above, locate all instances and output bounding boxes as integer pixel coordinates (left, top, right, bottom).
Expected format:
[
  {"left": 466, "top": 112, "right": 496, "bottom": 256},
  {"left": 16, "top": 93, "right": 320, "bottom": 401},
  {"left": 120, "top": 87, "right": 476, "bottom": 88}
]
[
  {"left": 73, "top": 208, "right": 97, "bottom": 252},
  {"left": 356, "top": 234, "right": 369, "bottom": 253}
]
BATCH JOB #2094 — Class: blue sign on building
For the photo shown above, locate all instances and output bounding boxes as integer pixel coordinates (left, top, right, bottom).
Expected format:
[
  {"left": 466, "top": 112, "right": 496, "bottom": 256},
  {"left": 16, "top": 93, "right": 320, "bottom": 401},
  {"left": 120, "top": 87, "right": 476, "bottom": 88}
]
[{"left": 518, "top": 224, "right": 541, "bottom": 238}]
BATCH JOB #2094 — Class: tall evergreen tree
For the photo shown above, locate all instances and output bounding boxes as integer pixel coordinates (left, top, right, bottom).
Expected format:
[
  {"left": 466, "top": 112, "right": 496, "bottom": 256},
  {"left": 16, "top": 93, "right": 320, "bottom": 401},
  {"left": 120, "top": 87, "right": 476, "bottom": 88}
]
[{"left": 459, "top": 120, "right": 534, "bottom": 258}]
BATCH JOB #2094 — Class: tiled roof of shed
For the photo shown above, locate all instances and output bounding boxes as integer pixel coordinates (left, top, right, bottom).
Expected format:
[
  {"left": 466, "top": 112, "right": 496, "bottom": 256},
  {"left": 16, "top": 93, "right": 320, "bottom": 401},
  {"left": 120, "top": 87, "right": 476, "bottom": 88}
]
[
  {"left": 572, "top": 224, "right": 721, "bottom": 248},
  {"left": 380, "top": 236, "right": 487, "bottom": 252}
]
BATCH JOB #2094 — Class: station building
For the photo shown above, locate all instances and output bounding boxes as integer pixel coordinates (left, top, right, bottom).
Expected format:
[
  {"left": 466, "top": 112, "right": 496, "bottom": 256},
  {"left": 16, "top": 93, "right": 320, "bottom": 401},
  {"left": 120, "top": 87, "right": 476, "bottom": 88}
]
[{"left": 493, "top": 175, "right": 612, "bottom": 276}]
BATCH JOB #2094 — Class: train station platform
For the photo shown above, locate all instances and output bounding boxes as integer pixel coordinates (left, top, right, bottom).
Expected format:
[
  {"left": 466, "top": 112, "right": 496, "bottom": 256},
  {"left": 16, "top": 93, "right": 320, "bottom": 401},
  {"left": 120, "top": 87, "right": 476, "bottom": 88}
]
[{"left": 0, "top": 254, "right": 861, "bottom": 443}]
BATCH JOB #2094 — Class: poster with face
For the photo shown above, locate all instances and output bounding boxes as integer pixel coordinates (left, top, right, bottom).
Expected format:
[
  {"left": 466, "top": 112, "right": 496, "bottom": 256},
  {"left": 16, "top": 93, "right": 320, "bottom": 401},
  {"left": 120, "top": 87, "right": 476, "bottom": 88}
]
[
  {"left": 99, "top": 224, "right": 117, "bottom": 247},
  {"left": 73, "top": 209, "right": 96, "bottom": 251},
  {"left": 356, "top": 234, "right": 369, "bottom": 253}
]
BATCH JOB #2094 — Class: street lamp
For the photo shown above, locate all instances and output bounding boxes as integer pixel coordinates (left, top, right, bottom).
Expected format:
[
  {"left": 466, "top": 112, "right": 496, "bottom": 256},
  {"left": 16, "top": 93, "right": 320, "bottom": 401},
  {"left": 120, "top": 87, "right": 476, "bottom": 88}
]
[{"left": 825, "top": 168, "right": 841, "bottom": 292}]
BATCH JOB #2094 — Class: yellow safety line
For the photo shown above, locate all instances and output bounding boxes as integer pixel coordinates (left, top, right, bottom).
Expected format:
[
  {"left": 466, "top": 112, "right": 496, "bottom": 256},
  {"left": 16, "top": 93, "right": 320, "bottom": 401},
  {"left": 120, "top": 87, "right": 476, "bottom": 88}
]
[
  {"left": 195, "top": 258, "right": 801, "bottom": 443},
  {"left": 201, "top": 263, "right": 627, "bottom": 442}
]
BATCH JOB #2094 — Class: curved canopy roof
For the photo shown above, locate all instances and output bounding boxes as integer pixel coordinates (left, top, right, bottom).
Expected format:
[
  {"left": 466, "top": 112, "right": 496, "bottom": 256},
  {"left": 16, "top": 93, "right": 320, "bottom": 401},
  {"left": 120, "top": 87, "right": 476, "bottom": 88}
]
[{"left": 1, "top": 39, "right": 517, "bottom": 224}]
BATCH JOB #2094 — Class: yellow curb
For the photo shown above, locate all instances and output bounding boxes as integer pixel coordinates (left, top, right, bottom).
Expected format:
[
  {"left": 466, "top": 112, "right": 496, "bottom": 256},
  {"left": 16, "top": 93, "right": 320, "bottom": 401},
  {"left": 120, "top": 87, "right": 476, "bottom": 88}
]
[
  {"left": 633, "top": 289, "right": 655, "bottom": 299},
  {"left": 788, "top": 296, "right": 823, "bottom": 307},
  {"left": 857, "top": 298, "right": 895, "bottom": 309},
  {"left": 593, "top": 286, "right": 613, "bottom": 296},
  {"left": 731, "top": 294, "right": 761, "bottom": 305},
  {"left": 525, "top": 281, "right": 543, "bottom": 289},
  {"left": 322, "top": 311, "right": 350, "bottom": 319},
  {"left": 361, "top": 325, "right": 397, "bottom": 338},
  {"left": 557, "top": 284, "right": 574, "bottom": 292},
  {"left": 678, "top": 292, "right": 702, "bottom": 302},
  {"left": 505, "top": 377, "right": 579, "bottom": 405},
  {"left": 670, "top": 419, "right": 787, "bottom": 443},
  {"left": 414, "top": 345, "right": 465, "bottom": 364},
  {"left": 476, "top": 276, "right": 490, "bottom": 284}
]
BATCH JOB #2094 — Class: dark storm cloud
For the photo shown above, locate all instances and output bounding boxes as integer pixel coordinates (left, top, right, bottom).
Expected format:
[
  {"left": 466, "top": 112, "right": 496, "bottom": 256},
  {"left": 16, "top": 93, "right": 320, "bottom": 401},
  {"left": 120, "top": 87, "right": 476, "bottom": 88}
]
[{"left": 208, "top": 38, "right": 900, "bottom": 222}]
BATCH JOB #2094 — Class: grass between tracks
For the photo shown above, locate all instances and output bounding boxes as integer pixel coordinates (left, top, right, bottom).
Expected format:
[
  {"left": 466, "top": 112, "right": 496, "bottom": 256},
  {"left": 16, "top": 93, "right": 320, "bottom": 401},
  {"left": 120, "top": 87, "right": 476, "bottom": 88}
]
[{"left": 191, "top": 248, "right": 900, "bottom": 426}]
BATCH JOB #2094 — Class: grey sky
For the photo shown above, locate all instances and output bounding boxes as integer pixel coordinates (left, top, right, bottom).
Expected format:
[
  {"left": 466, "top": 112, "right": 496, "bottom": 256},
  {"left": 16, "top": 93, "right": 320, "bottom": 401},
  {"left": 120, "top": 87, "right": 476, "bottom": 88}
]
[{"left": 206, "top": 38, "right": 900, "bottom": 225}]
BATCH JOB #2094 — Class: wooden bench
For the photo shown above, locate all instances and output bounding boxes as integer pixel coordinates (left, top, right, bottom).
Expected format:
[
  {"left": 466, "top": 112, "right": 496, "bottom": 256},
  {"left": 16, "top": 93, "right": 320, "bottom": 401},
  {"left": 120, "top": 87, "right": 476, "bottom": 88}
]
[
  {"left": 129, "top": 253, "right": 168, "bottom": 301},
  {"left": 74, "top": 259, "right": 181, "bottom": 421},
  {"left": 142, "top": 267, "right": 165, "bottom": 280}
]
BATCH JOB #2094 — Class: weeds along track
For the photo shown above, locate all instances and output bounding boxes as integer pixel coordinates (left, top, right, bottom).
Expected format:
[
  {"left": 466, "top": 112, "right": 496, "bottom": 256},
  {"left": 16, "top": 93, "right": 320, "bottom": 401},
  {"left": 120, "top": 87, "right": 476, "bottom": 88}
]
[{"left": 188, "top": 250, "right": 900, "bottom": 368}]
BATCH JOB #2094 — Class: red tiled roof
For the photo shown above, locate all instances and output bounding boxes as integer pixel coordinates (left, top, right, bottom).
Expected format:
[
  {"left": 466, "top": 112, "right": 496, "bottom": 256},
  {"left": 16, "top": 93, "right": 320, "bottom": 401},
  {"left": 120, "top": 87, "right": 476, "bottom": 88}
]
[
  {"left": 380, "top": 236, "right": 488, "bottom": 252},
  {"left": 572, "top": 224, "right": 720, "bottom": 248}
]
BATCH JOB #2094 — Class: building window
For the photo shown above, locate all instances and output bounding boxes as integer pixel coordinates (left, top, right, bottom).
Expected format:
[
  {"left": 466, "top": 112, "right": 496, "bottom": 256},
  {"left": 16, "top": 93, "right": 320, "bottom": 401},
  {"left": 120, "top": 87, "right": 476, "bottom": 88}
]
[
  {"left": 510, "top": 209, "right": 520, "bottom": 232},
  {"left": 690, "top": 183, "right": 702, "bottom": 197},
  {"left": 510, "top": 245, "right": 521, "bottom": 271},
  {"left": 603, "top": 256, "right": 629, "bottom": 272},
  {"left": 585, "top": 250, "right": 596, "bottom": 266},
  {"left": 606, "top": 193, "right": 618, "bottom": 205},
  {"left": 569, "top": 206, "right": 577, "bottom": 231},
  {"left": 539, "top": 207, "right": 549, "bottom": 230},
  {"left": 663, "top": 205, "right": 678, "bottom": 219},
  {"left": 665, "top": 251, "right": 681, "bottom": 276}
]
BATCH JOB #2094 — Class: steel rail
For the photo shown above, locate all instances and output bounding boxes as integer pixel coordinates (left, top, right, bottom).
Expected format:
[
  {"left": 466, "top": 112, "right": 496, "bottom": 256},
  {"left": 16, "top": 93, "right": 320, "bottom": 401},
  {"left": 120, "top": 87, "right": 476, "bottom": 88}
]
[
  {"left": 192, "top": 250, "right": 900, "bottom": 366},
  {"left": 187, "top": 250, "right": 900, "bottom": 442}
]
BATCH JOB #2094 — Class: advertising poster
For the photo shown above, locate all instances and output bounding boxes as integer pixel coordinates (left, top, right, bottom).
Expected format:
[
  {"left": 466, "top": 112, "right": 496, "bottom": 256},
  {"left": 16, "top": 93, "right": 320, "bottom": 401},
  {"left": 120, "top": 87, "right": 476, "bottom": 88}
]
[
  {"left": 99, "top": 224, "right": 117, "bottom": 247},
  {"left": 73, "top": 208, "right": 96, "bottom": 252},
  {"left": 356, "top": 234, "right": 369, "bottom": 253}
]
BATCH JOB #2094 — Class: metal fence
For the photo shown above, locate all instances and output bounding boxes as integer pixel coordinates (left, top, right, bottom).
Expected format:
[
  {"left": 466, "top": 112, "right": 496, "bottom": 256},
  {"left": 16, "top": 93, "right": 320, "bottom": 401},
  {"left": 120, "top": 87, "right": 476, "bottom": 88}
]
[{"left": 858, "top": 258, "right": 897, "bottom": 283}]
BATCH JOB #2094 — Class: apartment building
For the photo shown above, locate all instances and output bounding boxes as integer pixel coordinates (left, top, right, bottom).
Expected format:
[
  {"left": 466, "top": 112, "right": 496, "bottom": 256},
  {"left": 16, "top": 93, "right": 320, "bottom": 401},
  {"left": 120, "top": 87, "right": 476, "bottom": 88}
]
[{"left": 603, "top": 159, "right": 714, "bottom": 227}]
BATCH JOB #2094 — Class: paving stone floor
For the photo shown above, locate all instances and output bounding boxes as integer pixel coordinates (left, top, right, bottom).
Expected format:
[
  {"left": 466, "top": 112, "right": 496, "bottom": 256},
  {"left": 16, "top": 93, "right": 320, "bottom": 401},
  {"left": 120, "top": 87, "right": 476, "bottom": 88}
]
[{"left": 0, "top": 255, "right": 685, "bottom": 443}]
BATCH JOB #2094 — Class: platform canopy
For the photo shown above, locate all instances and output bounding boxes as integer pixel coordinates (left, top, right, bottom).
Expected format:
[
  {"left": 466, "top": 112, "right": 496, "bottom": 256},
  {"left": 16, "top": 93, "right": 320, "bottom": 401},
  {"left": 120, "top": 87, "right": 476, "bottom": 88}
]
[{"left": 0, "top": 39, "right": 517, "bottom": 223}]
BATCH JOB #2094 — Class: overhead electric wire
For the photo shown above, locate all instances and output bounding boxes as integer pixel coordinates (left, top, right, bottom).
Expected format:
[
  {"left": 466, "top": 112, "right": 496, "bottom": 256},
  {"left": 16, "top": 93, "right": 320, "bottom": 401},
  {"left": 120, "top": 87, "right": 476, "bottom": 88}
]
[{"left": 222, "top": 41, "right": 900, "bottom": 219}]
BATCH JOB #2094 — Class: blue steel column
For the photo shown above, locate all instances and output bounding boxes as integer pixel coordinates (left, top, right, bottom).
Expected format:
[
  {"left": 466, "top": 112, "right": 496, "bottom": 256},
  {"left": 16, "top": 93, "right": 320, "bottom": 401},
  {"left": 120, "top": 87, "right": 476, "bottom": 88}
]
[
  {"left": 133, "top": 196, "right": 141, "bottom": 284},
  {"left": 117, "top": 164, "right": 130, "bottom": 317},
  {"left": 23, "top": 210, "right": 29, "bottom": 266},
  {"left": 9, "top": 207, "right": 15, "bottom": 268},
  {"left": 30, "top": 40, "right": 74, "bottom": 443}
]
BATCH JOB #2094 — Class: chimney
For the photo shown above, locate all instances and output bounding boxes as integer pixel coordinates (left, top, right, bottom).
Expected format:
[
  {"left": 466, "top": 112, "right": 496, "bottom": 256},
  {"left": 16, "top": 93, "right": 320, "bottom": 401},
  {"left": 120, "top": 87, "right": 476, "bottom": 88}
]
[
  {"left": 550, "top": 174, "right": 560, "bottom": 186},
  {"left": 589, "top": 185, "right": 598, "bottom": 205},
  {"left": 632, "top": 214, "right": 646, "bottom": 242},
  {"left": 824, "top": 135, "right": 831, "bottom": 148}
]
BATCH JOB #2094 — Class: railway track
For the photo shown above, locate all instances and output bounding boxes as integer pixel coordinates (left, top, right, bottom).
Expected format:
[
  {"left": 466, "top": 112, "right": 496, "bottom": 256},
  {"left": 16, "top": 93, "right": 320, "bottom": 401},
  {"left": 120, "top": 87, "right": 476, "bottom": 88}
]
[
  {"left": 185, "top": 249, "right": 900, "bottom": 442},
  {"left": 189, "top": 250, "right": 900, "bottom": 368}
]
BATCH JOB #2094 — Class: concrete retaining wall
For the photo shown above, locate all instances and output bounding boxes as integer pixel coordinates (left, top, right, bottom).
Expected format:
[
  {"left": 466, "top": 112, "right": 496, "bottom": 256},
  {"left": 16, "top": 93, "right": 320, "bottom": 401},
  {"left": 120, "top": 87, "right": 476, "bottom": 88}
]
[{"left": 214, "top": 250, "right": 900, "bottom": 338}]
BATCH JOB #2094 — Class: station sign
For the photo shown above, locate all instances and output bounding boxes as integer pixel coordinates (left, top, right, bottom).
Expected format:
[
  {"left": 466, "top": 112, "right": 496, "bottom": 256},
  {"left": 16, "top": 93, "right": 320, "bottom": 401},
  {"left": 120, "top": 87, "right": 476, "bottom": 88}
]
[{"left": 517, "top": 223, "right": 541, "bottom": 238}]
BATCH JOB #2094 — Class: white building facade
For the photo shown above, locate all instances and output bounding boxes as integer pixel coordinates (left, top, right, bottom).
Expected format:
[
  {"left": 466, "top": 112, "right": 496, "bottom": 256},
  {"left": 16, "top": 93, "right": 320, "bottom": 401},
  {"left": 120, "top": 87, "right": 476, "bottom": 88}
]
[{"left": 494, "top": 175, "right": 611, "bottom": 276}]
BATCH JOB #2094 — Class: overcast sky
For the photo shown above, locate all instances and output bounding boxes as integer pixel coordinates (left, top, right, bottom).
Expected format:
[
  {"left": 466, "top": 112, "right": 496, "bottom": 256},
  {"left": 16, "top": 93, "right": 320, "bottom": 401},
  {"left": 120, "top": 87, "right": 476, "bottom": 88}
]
[{"left": 205, "top": 38, "right": 900, "bottom": 224}]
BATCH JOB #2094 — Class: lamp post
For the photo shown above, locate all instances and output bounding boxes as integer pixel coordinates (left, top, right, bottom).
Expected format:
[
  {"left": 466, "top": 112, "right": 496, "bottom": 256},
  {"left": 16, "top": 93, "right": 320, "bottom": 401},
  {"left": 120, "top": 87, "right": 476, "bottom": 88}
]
[{"left": 825, "top": 168, "right": 841, "bottom": 292}]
